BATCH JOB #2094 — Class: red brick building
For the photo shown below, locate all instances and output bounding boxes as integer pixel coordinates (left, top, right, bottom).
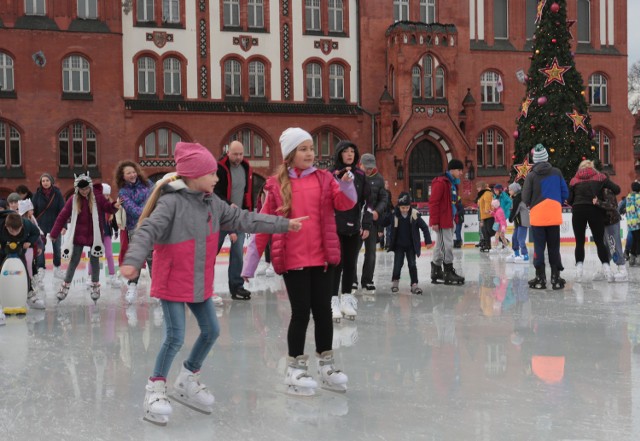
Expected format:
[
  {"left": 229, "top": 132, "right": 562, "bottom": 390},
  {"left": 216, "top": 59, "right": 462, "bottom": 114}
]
[{"left": 0, "top": 0, "right": 635, "bottom": 205}]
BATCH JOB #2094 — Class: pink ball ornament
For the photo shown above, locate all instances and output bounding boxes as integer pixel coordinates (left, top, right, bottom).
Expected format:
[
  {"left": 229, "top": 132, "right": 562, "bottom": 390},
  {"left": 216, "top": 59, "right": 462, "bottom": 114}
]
[
  {"left": 552, "top": 38, "right": 557, "bottom": 44},
  {"left": 513, "top": 130, "right": 519, "bottom": 139},
  {"left": 537, "top": 96, "right": 548, "bottom": 105},
  {"left": 550, "top": 2, "right": 560, "bottom": 13}
]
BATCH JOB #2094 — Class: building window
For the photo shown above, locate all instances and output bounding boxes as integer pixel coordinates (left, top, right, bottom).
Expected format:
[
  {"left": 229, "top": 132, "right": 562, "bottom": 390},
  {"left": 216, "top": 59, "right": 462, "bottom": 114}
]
[
  {"left": 594, "top": 130, "right": 611, "bottom": 166},
  {"left": 137, "top": 57, "right": 156, "bottom": 94},
  {"left": 59, "top": 122, "right": 97, "bottom": 168},
  {"left": 480, "top": 71, "right": 501, "bottom": 104},
  {"left": 393, "top": 0, "right": 409, "bottom": 21},
  {"left": 78, "top": 0, "right": 98, "bottom": 19},
  {"left": 435, "top": 66, "right": 445, "bottom": 98},
  {"left": 162, "top": 0, "right": 180, "bottom": 23},
  {"left": 525, "top": 0, "right": 537, "bottom": 39},
  {"left": 0, "top": 53, "right": 14, "bottom": 92},
  {"left": 25, "top": 0, "right": 45, "bottom": 15},
  {"left": 248, "top": 0, "right": 264, "bottom": 28},
  {"left": 420, "top": 0, "right": 435, "bottom": 23},
  {"left": 305, "top": 0, "right": 321, "bottom": 31},
  {"left": 328, "top": 0, "right": 343, "bottom": 32},
  {"left": 225, "top": 60, "right": 242, "bottom": 97},
  {"left": 62, "top": 55, "right": 90, "bottom": 93},
  {"left": 312, "top": 129, "right": 342, "bottom": 166},
  {"left": 329, "top": 64, "right": 344, "bottom": 99},
  {"left": 223, "top": 0, "right": 240, "bottom": 27},
  {"left": 163, "top": 57, "right": 181, "bottom": 95},
  {"left": 577, "top": 0, "right": 590, "bottom": 43},
  {"left": 140, "top": 127, "right": 181, "bottom": 159},
  {"left": 494, "top": 0, "right": 508, "bottom": 39},
  {"left": 137, "top": 0, "right": 154, "bottom": 22},
  {"left": 248, "top": 61, "right": 265, "bottom": 97},
  {"left": 306, "top": 63, "right": 322, "bottom": 99},
  {"left": 476, "top": 128, "right": 505, "bottom": 168},
  {"left": 423, "top": 56, "right": 433, "bottom": 98},
  {"left": 0, "top": 121, "right": 21, "bottom": 168},
  {"left": 412, "top": 66, "right": 421, "bottom": 98},
  {"left": 588, "top": 73, "right": 607, "bottom": 106},
  {"left": 229, "top": 128, "right": 269, "bottom": 158}
]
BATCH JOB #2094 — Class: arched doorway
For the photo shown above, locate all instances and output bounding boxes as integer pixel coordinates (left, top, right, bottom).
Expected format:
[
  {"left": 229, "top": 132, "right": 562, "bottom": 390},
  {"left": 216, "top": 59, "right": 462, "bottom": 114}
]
[{"left": 408, "top": 139, "right": 444, "bottom": 202}]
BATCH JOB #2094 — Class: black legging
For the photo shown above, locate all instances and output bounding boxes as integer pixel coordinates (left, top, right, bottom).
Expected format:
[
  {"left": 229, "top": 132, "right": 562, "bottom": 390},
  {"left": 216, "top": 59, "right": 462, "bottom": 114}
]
[
  {"left": 283, "top": 266, "right": 334, "bottom": 357},
  {"left": 332, "top": 233, "right": 361, "bottom": 296},
  {"left": 572, "top": 204, "right": 608, "bottom": 264}
]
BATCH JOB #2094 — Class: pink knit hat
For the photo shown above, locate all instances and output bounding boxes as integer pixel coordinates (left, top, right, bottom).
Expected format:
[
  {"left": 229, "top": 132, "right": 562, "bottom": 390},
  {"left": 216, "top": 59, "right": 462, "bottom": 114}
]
[{"left": 174, "top": 142, "right": 217, "bottom": 178}]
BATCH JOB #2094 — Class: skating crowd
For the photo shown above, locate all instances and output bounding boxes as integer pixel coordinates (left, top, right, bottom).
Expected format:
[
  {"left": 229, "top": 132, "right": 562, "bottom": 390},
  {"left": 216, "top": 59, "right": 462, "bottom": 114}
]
[{"left": 1, "top": 138, "right": 639, "bottom": 425}]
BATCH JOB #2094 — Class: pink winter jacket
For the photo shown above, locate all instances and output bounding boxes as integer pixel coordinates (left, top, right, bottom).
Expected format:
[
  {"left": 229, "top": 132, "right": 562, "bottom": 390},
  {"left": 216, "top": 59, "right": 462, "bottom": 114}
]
[
  {"left": 242, "top": 167, "right": 356, "bottom": 276},
  {"left": 492, "top": 207, "right": 507, "bottom": 230}
]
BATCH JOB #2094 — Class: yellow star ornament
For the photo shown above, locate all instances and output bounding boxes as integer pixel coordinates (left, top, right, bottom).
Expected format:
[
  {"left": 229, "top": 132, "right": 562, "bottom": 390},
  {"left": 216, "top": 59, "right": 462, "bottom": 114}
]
[
  {"left": 520, "top": 96, "right": 534, "bottom": 119},
  {"left": 566, "top": 108, "right": 588, "bottom": 133},
  {"left": 513, "top": 158, "right": 533, "bottom": 182},
  {"left": 539, "top": 57, "right": 572, "bottom": 87}
]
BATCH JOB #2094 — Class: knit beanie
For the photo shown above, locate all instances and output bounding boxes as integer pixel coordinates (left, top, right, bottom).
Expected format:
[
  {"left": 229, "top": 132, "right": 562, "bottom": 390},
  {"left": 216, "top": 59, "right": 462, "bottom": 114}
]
[
  {"left": 360, "top": 153, "right": 377, "bottom": 169},
  {"left": 508, "top": 182, "right": 521, "bottom": 193},
  {"left": 174, "top": 142, "right": 218, "bottom": 179},
  {"left": 397, "top": 192, "right": 411, "bottom": 206},
  {"left": 532, "top": 144, "right": 549, "bottom": 163},
  {"left": 18, "top": 199, "right": 34, "bottom": 216},
  {"left": 279, "top": 128, "right": 313, "bottom": 160},
  {"left": 40, "top": 172, "right": 55, "bottom": 186},
  {"left": 7, "top": 192, "right": 20, "bottom": 203},
  {"left": 448, "top": 159, "right": 464, "bottom": 170}
]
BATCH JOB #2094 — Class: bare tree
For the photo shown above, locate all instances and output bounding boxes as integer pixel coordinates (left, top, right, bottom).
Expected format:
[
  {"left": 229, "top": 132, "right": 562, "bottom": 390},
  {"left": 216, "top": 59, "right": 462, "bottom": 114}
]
[{"left": 630, "top": 61, "right": 640, "bottom": 114}]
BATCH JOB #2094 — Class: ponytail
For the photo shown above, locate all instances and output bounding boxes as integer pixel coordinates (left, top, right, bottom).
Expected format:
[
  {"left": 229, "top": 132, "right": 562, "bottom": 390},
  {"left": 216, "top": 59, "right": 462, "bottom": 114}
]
[{"left": 137, "top": 174, "right": 180, "bottom": 228}]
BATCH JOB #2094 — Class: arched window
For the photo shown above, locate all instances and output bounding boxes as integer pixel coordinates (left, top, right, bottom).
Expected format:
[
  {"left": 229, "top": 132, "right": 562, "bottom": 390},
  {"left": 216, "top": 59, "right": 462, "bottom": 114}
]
[
  {"left": 225, "top": 59, "right": 242, "bottom": 97},
  {"left": 476, "top": 128, "right": 505, "bottom": 168},
  {"left": 306, "top": 63, "right": 322, "bottom": 99},
  {"left": 577, "top": 0, "right": 591, "bottom": 43},
  {"left": 137, "top": 56, "right": 156, "bottom": 94},
  {"left": 139, "top": 127, "right": 182, "bottom": 159},
  {"left": 312, "top": 128, "right": 342, "bottom": 166},
  {"left": 248, "top": 60, "right": 265, "bottom": 97},
  {"left": 480, "top": 71, "right": 501, "bottom": 104},
  {"left": 62, "top": 55, "right": 90, "bottom": 93},
  {"left": 435, "top": 66, "right": 445, "bottom": 98},
  {"left": 163, "top": 57, "right": 181, "bottom": 95},
  {"left": 420, "top": 0, "right": 435, "bottom": 23},
  {"left": 412, "top": 66, "right": 421, "bottom": 98},
  {"left": 0, "top": 120, "right": 21, "bottom": 169},
  {"left": 588, "top": 73, "right": 607, "bottom": 106},
  {"left": 594, "top": 130, "right": 611, "bottom": 166},
  {"left": 0, "top": 52, "right": 14, "bottom": 92},
  {"left": 78, "top": 0, "right": 98, "bottom": 19},
  {"left": 58, "top": 122, "right": 98, "bottom": 169},
  {"left": 423, "top": 56, "right": 433, "bottom": 98},
  {"left": 329, "top": 63, "right": 344, "bottom": 99},
  {"left": 228, "top": 128, "right": 270, "bottom": 158}
]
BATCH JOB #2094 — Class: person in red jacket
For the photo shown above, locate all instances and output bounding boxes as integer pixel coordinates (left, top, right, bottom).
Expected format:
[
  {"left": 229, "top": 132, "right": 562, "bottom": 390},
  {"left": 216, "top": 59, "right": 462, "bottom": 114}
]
[
  {"left": 429, "top": 159, "right": 465, "bottom": 285},
  {"left": 242, "top": 127, "right": 357, "bottom": 396}
]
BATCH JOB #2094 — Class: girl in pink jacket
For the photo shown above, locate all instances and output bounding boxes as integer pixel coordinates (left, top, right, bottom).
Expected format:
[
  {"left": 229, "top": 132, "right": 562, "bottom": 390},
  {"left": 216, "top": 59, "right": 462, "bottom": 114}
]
[
  {"left": 242, "top": 127, "right": 357, "bottom": 396},
  {"left": 490, "top": 199, "right": 509, "bottom": 251}
]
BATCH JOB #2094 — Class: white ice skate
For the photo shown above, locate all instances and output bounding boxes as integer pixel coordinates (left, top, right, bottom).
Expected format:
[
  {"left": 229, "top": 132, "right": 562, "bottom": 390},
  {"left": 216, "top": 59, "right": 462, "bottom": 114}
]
[
  {"left": 285, "top": 355, "right": 318, "bottom": 396},
  {"left": 143, "top": 378, "right": 173, "bottom": 426},
  {"left": 331, "top": 296, "right": 342, "bottom": 323},
  {"left": 108, "top": 274, "right": 122, "bottom": 288},
  {"left": 211, "top": 294, "right": 223, "bottom": 306},
  {"left": 340, "top": 294, "right": 357, "bottom": 320},
  {"left": 56, "top": 282, "right": 70, "bottom": 302},
  {"left": 125, "top": 283, "right": 137, "bottom": 304},
  {"left": 27, "top": 291, "right": 45, "bottom": 310},
  {"left": 172, "top": 365, "right": 215, "bottom": 414},
  {"left": 317, "top": 350, "right": 348, "bottom": 393}
]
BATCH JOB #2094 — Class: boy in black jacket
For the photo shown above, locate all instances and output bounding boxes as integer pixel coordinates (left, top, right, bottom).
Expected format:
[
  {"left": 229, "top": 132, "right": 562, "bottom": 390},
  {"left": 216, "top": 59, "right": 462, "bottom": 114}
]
[{"left": 382, "top": 192, "right": 431, "bottom": 294}]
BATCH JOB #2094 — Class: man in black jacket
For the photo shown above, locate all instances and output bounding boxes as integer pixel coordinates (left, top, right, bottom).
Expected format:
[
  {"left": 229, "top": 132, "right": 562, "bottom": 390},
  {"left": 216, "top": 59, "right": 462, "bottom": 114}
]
[
  {"left": 356, "top": 153, "right": 388, "bottom": 291},
  {"left": 215, "top": 140, "right": 254, "bottom": 300}
]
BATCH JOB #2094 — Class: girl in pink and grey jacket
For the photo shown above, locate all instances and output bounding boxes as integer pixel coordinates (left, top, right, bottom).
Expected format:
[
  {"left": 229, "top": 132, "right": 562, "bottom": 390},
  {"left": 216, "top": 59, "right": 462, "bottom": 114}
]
[
  {"left": 242, "top": 128, "right": 357, "bottom": 396},
  {"left": 120, "top": 142, "right": 300, "bottom": 425}
]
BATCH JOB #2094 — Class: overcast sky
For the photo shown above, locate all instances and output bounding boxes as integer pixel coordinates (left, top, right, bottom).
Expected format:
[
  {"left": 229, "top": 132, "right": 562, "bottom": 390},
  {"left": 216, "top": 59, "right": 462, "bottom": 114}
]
[{"left": 629, "top": 1, "right": 640, "bottom": 66}]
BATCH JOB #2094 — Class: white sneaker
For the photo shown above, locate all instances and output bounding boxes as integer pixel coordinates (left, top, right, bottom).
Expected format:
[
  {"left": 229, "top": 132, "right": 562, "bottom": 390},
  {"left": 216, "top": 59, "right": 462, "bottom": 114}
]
[
  {"left": 265, "top": 264, "right": 275, "bottom": 277},
  {"left": 614, "top": 265, "right": 629, "bottom": 282},
  {"left": 53, "top": 266, "right": 66, "bottom": 280},
  {"left": 211, "top": 294, "right": 223, "bottom": 306},
  {"left": 108, "top": 274, "right": 122, "bottom": 288},
  {"left": 340, "top": 294, "right": 357, "bottom": 319},
  {"left": 331, "top": 296, "right": 342, "bottom": 321},
  {"left": 125, "top": 283, "right": 137, "bottom": 304}
]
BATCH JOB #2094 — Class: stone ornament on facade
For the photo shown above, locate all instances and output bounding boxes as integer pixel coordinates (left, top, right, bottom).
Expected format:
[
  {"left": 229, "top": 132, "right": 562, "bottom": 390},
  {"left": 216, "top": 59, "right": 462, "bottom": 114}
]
[
  {"left": 314, "top": 39, "right": 339, "bottom": 55},
  {"left": 146, "top": 32, "right": 174, "bottom": 49},
  {"left": 233, "top": 36, "right": 258, "bottom": 52},
  {"left": 32, "top": 51, "right": 46, "bottom": 67},
  {"left": 413, "top": 106, "right": 447, "bottom": 117}
]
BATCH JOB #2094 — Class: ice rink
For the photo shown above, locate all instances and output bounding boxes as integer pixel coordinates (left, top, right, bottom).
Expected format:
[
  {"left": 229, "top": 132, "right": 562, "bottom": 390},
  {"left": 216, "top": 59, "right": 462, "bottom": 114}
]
[{"left": 2, "top": 246, "right": 640, "bottom": 441}]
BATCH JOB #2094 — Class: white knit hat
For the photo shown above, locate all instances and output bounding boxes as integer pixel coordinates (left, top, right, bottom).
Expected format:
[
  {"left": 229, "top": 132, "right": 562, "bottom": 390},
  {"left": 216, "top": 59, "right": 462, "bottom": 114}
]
[
  {"left": 279, "top": 128, "right": 312, "bottom": 159},
  {"left": 532, "top": 144, "right": 549, "bottom": 163},
  {"left": 18, "top": 198, "right": 34, "bottom": 216}
]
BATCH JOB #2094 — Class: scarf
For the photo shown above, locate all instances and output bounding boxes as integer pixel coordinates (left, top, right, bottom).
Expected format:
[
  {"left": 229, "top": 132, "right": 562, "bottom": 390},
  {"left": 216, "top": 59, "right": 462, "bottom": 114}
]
[
  {"left": 41, "top": 186, "right": 53, "bottom": 199},
  {"left": 61, "top": 191, "right": 104, "bottom": 260}
]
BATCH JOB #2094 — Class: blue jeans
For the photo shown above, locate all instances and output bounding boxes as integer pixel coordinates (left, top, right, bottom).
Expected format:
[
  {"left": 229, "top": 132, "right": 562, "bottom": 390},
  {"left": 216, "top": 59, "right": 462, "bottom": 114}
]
[
  {"left": 512, "top": 226, "right": 529, "bottom": 256},
  {"left": 217, "top": 231, "right": 245, "bottom": 292},
  {"left": 454, "top": 221, "right": 463, "bottom": 242},
  {"left": 37, "top": 234, "right": 61, "bottom": 268},
  {"left": 153, "top": 298, "right": 220, "bottom": 378}
]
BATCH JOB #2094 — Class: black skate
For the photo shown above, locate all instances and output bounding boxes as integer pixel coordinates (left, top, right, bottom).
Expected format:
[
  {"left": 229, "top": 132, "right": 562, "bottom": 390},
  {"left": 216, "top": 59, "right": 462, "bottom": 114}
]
[
  {"left": 231, "top": 287, "right": 251, "bottom": 300},
  {"left": 443, "top": 263, "right": 465, "bottom": 285},
  {"left": 528, "top": 266, "right": 546, "bottom": 290},
  {"left": 430, "top": 262, "right": 444, "bottom": 284},
  {"left": 550, "top": 267, "right": 565, "bottom": 290}
]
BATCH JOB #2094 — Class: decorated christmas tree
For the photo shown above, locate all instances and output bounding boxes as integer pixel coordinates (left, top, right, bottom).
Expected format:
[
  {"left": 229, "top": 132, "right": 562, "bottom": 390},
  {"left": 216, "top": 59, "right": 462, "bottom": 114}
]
[{"left": 512, "top": 0, "right": 597, "bottom": 183}]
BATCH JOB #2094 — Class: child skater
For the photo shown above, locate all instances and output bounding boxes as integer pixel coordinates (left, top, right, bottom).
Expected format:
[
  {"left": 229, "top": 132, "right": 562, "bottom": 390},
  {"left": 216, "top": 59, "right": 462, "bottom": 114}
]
[
  {"left": 242, "top": 127, "right": 357, "bottom": 396},
  {"left": 381, "top": 192, "right": 431, "bottom": 294},
  {"left": 506, "top": 183, "right": 530, "bottom": 263},
  {"left": 119, "top": 142, "right": 300, "bottom": 426},
  {"left": 490, "top": 199, "right": 509, "bottom": 252},
  {"left": 50, "top": 174, "right": 120, "bottom": 304},
  {"left": 625, "top": 181, "right": 640, "bottom": 266},
  {"left": 18, "top": 199, "right": 44, "bottom": 285}
]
